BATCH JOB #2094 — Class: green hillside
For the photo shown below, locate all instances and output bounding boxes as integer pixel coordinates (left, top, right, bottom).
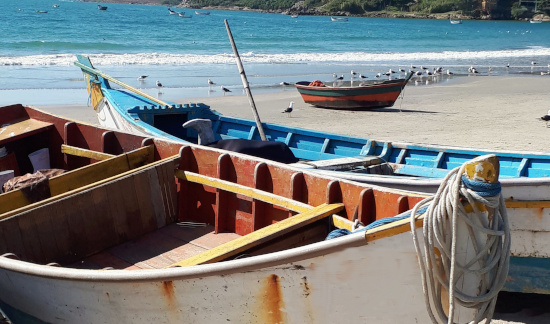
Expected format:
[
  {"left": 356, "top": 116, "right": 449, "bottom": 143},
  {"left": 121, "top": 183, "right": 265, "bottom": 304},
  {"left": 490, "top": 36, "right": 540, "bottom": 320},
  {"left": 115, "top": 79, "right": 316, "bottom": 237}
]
[{"left": 176, "top": 0, "right": 549, "bottom": 20}]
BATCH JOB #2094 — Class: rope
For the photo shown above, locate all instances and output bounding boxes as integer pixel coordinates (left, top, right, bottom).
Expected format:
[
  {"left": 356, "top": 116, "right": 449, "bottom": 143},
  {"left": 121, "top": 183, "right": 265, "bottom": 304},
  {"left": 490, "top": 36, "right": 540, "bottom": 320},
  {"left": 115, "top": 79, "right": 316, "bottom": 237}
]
[{"left": 409, "top": 158, "right": 510, "bottom": 324}]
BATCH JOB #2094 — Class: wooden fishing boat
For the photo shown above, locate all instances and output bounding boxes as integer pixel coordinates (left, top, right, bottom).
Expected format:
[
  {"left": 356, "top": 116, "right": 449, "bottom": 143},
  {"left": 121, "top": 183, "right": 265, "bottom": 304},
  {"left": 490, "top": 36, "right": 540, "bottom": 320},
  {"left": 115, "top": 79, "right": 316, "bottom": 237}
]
[
  {"left": 72, "top": 55, "right": 550, "bottom": 296},
  {"left": 295, "top": 74, "right": 413, "bottom": 109},
  {"left": 74, "top": 55, "right": 550, "bottom": 184},
  {"left": 0, "top": 103, "right": 510, "bottom": 323}
]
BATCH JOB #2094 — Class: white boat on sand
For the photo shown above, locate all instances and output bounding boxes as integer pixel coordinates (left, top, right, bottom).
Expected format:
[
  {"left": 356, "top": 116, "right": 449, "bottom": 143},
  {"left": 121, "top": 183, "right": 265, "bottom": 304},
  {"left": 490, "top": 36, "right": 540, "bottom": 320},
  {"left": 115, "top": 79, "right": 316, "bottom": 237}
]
[{"left": 0, "top": 104, "right": 509, "bottom": 323}]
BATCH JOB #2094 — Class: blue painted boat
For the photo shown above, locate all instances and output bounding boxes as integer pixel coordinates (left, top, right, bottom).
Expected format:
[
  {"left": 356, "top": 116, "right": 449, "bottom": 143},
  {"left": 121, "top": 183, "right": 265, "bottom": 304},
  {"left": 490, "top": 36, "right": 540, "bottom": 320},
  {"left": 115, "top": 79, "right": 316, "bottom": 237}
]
[
  {"left": 74, "top": 54, "right": 550, "bottom": 295},
  {"left": 74, "top": 55, "right": 550, "bottom": 183}
]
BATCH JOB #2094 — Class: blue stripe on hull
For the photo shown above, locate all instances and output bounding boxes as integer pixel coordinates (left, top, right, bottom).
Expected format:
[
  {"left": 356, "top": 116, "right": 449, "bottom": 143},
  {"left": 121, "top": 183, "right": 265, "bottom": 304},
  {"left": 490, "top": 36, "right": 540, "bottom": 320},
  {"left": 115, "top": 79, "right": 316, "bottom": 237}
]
[{"left": 504, "top": 256, "right": 550, "bottom": 294}]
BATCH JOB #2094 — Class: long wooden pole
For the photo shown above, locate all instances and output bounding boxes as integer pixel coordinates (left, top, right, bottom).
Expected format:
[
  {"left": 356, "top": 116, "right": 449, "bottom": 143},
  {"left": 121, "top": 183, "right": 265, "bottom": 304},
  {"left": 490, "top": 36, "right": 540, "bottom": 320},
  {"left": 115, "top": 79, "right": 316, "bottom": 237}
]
[{"left": 224, "top": 19, "right": 267, "bottom": 141}]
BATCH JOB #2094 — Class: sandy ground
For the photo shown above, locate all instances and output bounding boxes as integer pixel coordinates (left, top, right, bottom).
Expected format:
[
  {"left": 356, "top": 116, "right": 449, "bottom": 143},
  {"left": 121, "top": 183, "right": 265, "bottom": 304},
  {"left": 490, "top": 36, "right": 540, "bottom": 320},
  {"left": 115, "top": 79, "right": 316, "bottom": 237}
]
[
  {"left": 37, "top": 75, "right": 550, "bottom": 154},
  {"left": 31, "top": 75, "right": 550, "bottom": 323}
]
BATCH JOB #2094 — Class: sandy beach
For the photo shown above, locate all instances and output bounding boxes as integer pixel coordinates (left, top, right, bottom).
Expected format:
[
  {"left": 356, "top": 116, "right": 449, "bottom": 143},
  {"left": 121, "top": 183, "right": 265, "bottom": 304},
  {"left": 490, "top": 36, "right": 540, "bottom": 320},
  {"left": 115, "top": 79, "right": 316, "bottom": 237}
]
[
  {"left": 27, "top": 75, "right": 550, "bottom": 323},
  {"left": 38, "top": 75, "right": 550, "bottom": 152}
]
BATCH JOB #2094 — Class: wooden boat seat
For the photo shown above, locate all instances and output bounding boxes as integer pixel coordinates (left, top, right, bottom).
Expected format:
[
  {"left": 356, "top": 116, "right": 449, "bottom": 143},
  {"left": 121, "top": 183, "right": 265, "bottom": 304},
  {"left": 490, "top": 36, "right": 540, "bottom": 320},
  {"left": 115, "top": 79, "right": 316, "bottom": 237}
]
[
  {"left": 0, "top": 145, "right": 156, "bottom": 218},
  {"left": 0, "top": 118, "right": 54, "bottom": 146},
  {"left": 291, "top": 155, "right": 383, "bottom": 170},
  {"left": 166, "top": 203, "right": 344, "bottom": 268}
]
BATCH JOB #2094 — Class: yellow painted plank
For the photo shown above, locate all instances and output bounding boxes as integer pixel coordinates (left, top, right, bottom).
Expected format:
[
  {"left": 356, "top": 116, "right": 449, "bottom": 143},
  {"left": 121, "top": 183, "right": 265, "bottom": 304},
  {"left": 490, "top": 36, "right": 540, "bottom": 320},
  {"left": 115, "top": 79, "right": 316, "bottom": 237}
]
[
  {"left": 175, "top": 170, "right": 312, "bottom": 213},
  {"left": 167, "top": 203, "right": 345, "bottom": 268},
  {"left": 50, "top": 145, "right": 155, "bottom": 196},
  {"left": 0, "top": 146, "right": 155, "bottom": 215},
  {"left": 0, "top": 155, "right": 178, "bottom": 221},
  {"left": 332, "top": 214, "right": 362, "bottom": 231},
  {"left": 505, "top": 200, "right": 550, "bottom": 209},
  {"left": 61, "top": 144, "right": 115, "bottom": 161}
]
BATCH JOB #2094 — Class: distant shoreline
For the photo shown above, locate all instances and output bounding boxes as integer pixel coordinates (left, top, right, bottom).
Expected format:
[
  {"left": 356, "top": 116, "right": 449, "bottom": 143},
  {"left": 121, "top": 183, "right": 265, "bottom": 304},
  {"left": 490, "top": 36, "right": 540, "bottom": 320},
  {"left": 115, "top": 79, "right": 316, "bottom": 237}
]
[
  {"left": 80, "top": 1, "right": 550, "bottom": 22},
  {"left": 78, "top": 0, "right": 494, "bottom": 21}
]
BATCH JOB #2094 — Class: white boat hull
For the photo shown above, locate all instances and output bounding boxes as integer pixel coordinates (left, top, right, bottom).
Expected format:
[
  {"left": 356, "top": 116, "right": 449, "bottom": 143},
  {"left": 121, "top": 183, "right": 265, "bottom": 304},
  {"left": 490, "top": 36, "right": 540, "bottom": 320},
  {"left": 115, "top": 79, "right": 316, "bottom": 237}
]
[
  {"left": 92, "top": 91, "right": 549, "bottom": 295},
  {"left": 0, "top": 230, "right": 439, "bottom": 323}
]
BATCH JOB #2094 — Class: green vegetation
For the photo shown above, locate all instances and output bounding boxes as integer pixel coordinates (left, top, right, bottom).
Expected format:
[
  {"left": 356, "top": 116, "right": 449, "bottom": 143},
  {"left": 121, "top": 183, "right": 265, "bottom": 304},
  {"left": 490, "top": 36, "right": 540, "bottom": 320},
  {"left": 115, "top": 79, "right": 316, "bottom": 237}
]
[
  {"left": 162, "top": 0, "right": 181, "bottom": 5},
  {"left": 187, "top": 0, "right": 549, "bottom": 19}
]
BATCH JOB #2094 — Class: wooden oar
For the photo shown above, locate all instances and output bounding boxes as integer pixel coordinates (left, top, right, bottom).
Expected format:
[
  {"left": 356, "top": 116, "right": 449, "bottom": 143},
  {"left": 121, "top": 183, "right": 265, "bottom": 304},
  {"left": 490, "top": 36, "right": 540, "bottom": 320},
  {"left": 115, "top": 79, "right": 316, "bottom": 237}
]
[{"left": 224, "top": 19, "right": 267, "bottom": 141}]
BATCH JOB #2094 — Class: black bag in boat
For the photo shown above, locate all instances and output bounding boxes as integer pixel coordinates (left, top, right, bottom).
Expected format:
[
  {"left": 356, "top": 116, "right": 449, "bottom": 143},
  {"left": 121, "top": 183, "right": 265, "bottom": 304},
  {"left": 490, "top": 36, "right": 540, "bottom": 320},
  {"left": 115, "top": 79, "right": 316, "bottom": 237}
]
[{"left": 208, "top": 139, "right": 298, "bottom": 164}]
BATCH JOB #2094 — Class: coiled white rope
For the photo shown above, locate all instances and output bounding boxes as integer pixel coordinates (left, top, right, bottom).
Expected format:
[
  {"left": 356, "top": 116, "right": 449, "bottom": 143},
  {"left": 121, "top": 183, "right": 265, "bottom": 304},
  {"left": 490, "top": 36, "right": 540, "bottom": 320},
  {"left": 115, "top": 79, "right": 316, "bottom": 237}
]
[{"left": 410, "top": 158, "right": 511, "bottom": 324}]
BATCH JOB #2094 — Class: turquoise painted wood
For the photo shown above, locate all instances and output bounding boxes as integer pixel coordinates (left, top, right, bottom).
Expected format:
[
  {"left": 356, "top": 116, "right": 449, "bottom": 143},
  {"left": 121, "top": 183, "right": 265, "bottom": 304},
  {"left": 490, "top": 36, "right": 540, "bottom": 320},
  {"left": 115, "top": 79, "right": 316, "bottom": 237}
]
[{"left": 505, "top": 257, "right": 550, "bottom": 294}]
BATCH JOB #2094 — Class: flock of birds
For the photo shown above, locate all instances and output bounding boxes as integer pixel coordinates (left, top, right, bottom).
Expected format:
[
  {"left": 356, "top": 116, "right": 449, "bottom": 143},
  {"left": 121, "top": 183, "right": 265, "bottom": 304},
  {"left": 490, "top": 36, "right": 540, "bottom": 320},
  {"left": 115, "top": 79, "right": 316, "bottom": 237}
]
[
  {"left": 136, "top": 60, "right": 550, "bottom": 120},
  {"left": 329, "top": 61, "right": 550, "bottom": 84}
]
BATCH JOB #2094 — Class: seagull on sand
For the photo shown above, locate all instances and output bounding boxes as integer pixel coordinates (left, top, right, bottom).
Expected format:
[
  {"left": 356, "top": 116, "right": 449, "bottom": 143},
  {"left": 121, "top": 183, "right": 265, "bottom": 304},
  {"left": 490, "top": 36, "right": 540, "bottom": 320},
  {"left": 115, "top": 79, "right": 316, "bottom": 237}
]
[
  {"left": 156, "top": 80, "right": 163, "bottom": 93},
  {"left": 282, "top": 101, "right": 293, "bottom": 117},
  {"left": 207, "top": 78, "right": 215, "bottom": 87},
  {"left": 280, "top": 81, "right": 290, "bottom": 86},
  {"left": 137, "top": 75, "right": 148, "bottom": 81},
  {"left": 539, "top": 110, "right": 550, "bottom": 127},
  {"left": 220, "top": 86, "right": 231, "bottom": 96}
]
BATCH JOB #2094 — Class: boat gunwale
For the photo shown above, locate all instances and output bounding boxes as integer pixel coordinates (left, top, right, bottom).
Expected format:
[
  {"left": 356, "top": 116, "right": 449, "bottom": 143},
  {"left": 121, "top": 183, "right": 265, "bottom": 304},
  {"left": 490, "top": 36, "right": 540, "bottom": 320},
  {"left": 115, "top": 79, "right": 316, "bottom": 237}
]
[
  {"left": 0, "top": 221, "right": 380, "bottom": 282},
  {"left": 294, "top": 79, "right": 408, "bottom": 92}
]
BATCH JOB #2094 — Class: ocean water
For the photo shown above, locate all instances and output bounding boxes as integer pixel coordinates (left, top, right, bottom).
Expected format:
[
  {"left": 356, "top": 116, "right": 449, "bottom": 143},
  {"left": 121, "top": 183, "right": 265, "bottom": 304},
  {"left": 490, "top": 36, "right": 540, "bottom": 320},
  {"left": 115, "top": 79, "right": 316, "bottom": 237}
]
[{"left": 1, "top": 0, "right": 550, "bottom": 105}]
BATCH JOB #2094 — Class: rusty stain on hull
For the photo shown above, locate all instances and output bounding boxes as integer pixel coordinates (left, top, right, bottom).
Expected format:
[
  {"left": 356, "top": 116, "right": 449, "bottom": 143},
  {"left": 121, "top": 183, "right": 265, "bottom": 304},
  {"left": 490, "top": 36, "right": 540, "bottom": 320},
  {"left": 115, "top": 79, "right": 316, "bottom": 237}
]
[
  {"left": 256, "top": 274, "right": 287, "bottom": 324},
  {"left": 162, "top": 280, "right": 176, "bottom": 310}
]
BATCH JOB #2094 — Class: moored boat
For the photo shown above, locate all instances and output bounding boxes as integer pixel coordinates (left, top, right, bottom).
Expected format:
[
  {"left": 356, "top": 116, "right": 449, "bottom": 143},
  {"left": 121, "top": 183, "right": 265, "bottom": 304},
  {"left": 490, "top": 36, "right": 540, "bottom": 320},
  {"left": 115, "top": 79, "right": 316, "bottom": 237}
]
[
  {"left": 295, "top": 73, "right": 413, "bottom": 109},
  {"left": 195, "top": 10, "right": 210, "bottom": 15},
  {"left": 0, "top": 104, "right": 510, "bottom": 323},
  {"left": 330, "top": 16, "right": 348, "bottom": 21},
  {"left": 72, "top": 55, "right": 550, "bottom": 296},
  {"left": 97, "top": 4, "right": 107, "bottom": 10}
]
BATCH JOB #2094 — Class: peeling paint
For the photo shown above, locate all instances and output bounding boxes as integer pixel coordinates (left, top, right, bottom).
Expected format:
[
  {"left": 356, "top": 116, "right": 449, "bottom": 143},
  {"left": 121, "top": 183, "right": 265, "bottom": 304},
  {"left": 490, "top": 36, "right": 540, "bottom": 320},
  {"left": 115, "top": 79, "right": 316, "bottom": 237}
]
[{"left": 301, "top": 276, "right": 310, "bottom": 297}]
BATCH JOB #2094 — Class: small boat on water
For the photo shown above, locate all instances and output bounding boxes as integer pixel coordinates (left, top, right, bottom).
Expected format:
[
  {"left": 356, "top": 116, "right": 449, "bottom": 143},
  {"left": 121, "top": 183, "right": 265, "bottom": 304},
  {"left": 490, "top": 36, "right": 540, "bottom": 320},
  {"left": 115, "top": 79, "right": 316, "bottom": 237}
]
[
  {"left": 0, "top": 103, "right": 510, "bottom": 323},
  {"left": 295, "top": 73, "right": 413, "bottom": 109},
  {"left": 450, "top": 19, "right": 462, "bottom": 24},
  {"left": 179, "top": 12, "right": 192, "bottom": 18},
  {"left": 97, "top": 4, "right": 107, "bottom": 10},
  {"left": 330, "top": 16, "right": 348, "bottom": 21},
  {"left": 168, "top": 8, "right": 178, "bottom": 15},
  {"left": 195, "top": 10, "right": 210, "bottom": 15},
  {"left": 73, "top": 54, "right": 550, "bottom": 296},
  {"left": 291, "top": 14, "right": 299, "bottom": 18},
  {"left": 530, "top": 19, "right": 542, "bottom": 23},
  {"left": 35, "top": 10, "right": 48, "bottom": 14},
  {"left": 53, "top": 4, "right": 59, "bottom": 8}
]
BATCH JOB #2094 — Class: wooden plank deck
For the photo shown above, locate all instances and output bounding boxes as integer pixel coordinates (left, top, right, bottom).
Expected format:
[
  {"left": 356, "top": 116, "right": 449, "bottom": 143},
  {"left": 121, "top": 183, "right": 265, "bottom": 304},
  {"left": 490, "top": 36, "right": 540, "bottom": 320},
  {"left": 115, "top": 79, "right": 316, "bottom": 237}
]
[{"left": 67, "top": 224, "right": 241, "bottom": 270}]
